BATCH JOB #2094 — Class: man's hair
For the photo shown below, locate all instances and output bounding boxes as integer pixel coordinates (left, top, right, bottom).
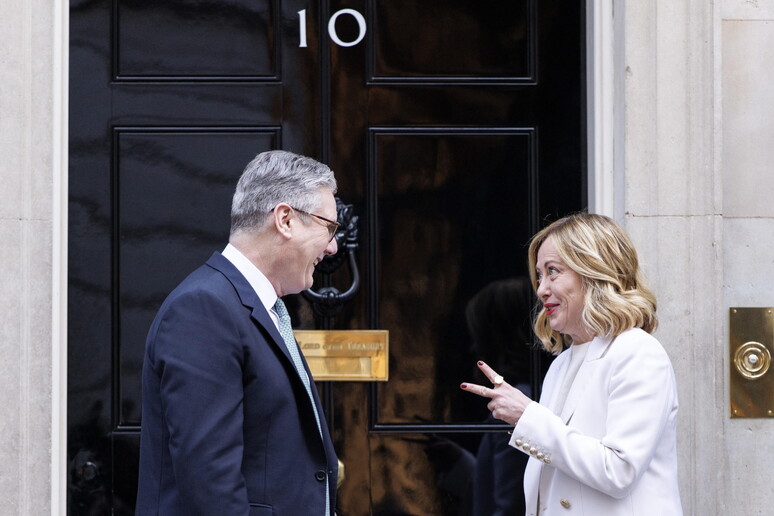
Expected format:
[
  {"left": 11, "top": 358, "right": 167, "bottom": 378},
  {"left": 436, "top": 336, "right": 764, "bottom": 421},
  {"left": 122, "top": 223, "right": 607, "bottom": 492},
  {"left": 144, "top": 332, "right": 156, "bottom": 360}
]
[
  {"left": 230, "top": 150, "right": 337, "bottom": 234},
  {"left": 527, "top": 212, "right": 657, "bottom": 354}
]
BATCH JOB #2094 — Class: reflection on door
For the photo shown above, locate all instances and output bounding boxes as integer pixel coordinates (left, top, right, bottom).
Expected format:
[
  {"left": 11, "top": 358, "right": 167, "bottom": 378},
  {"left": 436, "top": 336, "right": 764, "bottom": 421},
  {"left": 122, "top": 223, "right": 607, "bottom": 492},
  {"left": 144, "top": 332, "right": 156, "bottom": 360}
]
[{"left": 68, "top": 0, "right": 584, "bottom": 514}]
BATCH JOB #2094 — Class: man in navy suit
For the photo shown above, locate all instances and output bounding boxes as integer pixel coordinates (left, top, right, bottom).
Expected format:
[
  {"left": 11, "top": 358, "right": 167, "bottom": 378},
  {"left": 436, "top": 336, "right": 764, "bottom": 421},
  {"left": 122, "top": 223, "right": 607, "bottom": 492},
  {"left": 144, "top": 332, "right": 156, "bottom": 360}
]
[{"left": 136, "top": 150, "right": 340, "bottom": 515}]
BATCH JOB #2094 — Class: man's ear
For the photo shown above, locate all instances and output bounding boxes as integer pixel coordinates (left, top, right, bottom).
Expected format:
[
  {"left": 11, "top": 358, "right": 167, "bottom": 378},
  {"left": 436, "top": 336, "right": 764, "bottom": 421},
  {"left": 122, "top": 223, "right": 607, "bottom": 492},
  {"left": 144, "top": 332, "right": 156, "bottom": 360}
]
[{"left": 273, "top": 203, "right": 294, "bottom": 239}]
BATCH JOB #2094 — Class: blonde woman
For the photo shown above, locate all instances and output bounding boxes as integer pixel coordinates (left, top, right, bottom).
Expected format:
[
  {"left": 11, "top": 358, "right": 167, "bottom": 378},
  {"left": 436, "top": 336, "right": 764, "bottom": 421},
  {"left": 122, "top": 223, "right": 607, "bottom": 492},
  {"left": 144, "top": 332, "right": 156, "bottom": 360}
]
[{"left": 461, "top": 213, "right": 682, "bottom": 515}]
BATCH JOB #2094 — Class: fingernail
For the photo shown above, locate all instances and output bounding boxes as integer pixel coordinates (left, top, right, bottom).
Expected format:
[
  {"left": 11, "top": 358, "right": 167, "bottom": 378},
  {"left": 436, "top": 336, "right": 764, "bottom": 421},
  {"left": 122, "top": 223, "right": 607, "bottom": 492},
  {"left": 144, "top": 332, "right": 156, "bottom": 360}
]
[
  {"left": 477, "top": 361, "right": 483, "bottom": 366},
  {"left": 460, "top": 383, "right": 467, "bottom": 388}
]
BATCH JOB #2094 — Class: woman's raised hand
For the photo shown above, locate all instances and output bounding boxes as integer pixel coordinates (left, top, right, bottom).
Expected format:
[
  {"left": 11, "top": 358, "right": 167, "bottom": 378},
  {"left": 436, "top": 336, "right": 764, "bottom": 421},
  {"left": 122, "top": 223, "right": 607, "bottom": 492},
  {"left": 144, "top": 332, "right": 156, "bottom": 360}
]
[{"left": 460, "top": 361, "right": 533, "bottom": 425}]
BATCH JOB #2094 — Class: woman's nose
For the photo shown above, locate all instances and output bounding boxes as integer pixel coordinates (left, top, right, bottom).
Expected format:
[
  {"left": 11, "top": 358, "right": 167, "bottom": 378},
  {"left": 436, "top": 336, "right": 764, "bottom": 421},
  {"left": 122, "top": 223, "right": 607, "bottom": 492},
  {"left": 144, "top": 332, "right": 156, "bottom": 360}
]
[{"left": 536, "top": 280, "right": 549, "bottom": 299}]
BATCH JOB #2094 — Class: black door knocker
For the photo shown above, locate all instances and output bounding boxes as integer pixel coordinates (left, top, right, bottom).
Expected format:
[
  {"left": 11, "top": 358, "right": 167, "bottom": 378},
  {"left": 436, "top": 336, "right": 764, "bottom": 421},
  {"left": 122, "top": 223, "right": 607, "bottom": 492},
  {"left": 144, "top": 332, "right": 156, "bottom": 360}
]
[{"left": 303, "top": 197, "right": 360, "bottom": 319}]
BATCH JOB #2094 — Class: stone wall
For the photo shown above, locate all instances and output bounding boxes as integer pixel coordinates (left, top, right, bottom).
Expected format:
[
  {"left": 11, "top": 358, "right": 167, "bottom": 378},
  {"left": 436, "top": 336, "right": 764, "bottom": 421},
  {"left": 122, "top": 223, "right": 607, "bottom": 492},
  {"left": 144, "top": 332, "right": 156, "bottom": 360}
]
[
  {"left": 721, "top": 2, "right": 774, "bottom": 514},
  {"left": 0, "top": 0, "right": 58, "bottom": 514},
  {"left": 622, "top": 1, "right": 774, "bottom": 514}
]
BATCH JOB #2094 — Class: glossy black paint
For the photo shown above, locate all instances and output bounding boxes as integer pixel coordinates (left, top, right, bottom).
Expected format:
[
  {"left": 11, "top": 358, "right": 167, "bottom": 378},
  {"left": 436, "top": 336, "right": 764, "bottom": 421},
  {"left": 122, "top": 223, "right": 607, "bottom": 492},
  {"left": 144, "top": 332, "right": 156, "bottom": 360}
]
[{"left": 69, "top": 0, "right": 584, "bottom": 513}]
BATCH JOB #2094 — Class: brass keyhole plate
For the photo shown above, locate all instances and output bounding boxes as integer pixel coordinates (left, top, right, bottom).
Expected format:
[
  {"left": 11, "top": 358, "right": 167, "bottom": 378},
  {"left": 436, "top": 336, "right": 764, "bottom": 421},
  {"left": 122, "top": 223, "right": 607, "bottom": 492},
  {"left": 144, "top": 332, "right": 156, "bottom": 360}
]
[{"left": 729, "top": 308, "right": 774, "bottom": 418}]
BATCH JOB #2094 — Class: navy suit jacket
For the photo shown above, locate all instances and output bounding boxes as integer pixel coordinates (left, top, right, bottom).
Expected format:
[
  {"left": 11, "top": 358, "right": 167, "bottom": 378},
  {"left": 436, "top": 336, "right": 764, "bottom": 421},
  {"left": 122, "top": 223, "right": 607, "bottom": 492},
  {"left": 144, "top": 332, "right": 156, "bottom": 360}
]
[{"left": 136, "top": 252, "right": 338, "bottom": 515}]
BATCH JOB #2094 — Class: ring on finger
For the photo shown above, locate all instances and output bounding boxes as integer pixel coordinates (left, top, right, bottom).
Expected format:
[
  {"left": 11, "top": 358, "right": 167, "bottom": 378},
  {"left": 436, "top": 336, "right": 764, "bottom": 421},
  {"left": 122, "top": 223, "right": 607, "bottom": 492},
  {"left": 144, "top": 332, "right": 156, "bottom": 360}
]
[{"left": 493, "top": 375, "right": 504, "bottom": 386}]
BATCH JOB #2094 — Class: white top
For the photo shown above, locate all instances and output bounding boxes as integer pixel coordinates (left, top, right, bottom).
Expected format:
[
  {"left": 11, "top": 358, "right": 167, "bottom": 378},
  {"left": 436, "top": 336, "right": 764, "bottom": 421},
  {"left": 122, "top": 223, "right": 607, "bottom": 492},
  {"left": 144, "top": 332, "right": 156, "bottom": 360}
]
[{"left": 221, "top": 243, "right": 280, "bottom": 330}]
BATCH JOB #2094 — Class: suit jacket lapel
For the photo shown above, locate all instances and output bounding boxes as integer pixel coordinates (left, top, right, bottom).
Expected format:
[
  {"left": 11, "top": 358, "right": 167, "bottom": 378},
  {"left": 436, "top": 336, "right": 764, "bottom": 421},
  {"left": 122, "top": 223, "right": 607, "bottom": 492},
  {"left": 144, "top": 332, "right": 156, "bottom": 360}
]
[{"left": 205, "top": 252, "right": 296, "bottom": 365}]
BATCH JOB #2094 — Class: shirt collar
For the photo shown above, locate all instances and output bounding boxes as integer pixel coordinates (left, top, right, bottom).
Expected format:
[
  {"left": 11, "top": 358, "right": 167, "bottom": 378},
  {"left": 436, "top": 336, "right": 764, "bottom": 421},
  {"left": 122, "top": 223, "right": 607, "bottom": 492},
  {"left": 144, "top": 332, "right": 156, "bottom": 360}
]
[{"left": 221, "top": 243, "right": 278, "bottom": 320}]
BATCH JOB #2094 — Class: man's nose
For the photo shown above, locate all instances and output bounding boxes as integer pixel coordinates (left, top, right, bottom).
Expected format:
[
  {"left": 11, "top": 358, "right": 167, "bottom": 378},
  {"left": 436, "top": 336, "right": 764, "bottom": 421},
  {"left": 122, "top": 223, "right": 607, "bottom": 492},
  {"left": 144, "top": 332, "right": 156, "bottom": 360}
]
[{"left": 325, "top": 237, "right": 338, "bottom": 255}]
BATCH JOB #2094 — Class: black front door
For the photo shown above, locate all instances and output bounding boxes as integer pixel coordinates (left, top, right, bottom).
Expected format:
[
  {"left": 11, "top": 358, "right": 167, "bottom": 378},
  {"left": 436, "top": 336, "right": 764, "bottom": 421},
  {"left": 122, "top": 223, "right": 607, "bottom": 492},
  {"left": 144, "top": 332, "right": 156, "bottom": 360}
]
[{"left": 68, "top": 1, "right": 584, "bottom": 514}]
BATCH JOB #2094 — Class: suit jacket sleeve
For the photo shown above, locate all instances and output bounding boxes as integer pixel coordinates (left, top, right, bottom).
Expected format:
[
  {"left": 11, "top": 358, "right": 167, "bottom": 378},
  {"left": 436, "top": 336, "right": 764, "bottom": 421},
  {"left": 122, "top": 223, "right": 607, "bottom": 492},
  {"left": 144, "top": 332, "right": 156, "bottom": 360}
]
[
  {"left": 146, "top": 288, "right": 251, "bottom": 514},
  {"left": 511, "top": 334, "right": 678, "bottom": 499}
]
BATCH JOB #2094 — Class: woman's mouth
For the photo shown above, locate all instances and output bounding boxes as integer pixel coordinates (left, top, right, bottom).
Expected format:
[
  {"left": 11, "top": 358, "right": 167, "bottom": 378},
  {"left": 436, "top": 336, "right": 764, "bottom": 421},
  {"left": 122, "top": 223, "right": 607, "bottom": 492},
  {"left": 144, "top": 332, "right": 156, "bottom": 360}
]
[{"left": 544, "top": 303, "right": 559, "bottom": 315}]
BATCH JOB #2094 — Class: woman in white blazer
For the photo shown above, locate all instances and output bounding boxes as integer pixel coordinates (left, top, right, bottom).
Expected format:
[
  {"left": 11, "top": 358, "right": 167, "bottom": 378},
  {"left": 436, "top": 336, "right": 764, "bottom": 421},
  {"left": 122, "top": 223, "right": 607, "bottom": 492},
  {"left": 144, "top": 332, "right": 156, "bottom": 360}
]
[{"left": 462, "top": 213, "right": 683, "bottom": 515}]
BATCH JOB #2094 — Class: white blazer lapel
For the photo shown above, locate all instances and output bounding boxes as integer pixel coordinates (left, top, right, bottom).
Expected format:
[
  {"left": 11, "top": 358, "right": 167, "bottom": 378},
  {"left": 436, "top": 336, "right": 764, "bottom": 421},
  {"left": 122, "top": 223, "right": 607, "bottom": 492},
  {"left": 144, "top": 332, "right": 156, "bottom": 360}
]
[
  {"left": 588, "top": 334, "right": 616, "bottom": 360},
  {"left": 539, "top": 349, "right": 571, "bottom": 411},
  {"left": 560, "top": 336, "right": 613, "bottom": 423},
  {"left": 560, "top": 364, "right": 591, "bottom": 423}
]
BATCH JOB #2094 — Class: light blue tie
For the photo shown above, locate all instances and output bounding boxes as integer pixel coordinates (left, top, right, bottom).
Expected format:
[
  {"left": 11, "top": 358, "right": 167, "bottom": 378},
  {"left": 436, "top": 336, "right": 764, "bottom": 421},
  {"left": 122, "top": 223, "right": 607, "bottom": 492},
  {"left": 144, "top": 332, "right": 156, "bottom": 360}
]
[{"left": 273, "top": 298, "right": 330, "bottom": 516}]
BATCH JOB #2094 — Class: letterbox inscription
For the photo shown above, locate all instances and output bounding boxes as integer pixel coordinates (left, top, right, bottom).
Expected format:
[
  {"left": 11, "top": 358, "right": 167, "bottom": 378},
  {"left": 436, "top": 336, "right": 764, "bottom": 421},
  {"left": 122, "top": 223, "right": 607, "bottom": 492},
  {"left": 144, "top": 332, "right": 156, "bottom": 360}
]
[{"left": 295, "top": 330, "right": 389, "bottom": 381}]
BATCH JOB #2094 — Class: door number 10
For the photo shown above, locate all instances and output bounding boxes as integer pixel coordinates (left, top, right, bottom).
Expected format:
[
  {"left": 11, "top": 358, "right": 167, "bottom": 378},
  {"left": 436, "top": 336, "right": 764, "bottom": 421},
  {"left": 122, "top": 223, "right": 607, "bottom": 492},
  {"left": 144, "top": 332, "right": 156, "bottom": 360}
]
[{"left": 298, "top": 9, "right": 367, "bottom": 48}]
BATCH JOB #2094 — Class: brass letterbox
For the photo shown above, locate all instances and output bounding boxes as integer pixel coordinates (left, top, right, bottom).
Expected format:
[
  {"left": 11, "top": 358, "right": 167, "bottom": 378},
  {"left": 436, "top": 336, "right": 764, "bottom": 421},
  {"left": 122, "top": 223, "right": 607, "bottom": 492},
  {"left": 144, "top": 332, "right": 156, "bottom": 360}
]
[
  {"left": 729, "top": 308, "right": 774, "bottom": 418},
  {"left": 296, "top": 330, "right": 389, "bottom": 381}
]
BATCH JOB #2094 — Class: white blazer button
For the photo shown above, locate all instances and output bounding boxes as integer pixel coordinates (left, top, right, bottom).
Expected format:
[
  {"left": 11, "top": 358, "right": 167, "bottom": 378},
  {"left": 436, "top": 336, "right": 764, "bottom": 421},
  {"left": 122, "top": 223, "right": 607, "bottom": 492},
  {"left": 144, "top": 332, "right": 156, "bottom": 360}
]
[
  {"left": 560, "top": 499, "right": 571, "bottom": 509},
  {"left": 515, "top": 439, "right": 523, "bottom": 447}
]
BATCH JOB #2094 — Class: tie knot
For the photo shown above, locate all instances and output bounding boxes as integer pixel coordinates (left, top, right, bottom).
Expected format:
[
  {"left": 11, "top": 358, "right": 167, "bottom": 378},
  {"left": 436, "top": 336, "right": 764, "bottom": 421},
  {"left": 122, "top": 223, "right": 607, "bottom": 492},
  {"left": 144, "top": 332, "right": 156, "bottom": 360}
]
[
  {"left": 273, "top": 297, "right": 289, "bottom": 319},
  {"left": 273, "top": 298, "right": 295, "bottom": 344}
]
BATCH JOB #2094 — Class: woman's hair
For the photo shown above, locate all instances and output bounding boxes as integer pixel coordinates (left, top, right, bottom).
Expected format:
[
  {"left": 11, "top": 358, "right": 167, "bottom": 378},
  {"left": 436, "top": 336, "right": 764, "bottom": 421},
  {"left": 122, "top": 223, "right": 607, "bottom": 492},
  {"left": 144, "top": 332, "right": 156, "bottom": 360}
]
[
  {"left": 230, "top": 150, "right": 337, "bottom": 235},
  {"left": 527, "top": 212, "right": 657, "bottom": 354}
]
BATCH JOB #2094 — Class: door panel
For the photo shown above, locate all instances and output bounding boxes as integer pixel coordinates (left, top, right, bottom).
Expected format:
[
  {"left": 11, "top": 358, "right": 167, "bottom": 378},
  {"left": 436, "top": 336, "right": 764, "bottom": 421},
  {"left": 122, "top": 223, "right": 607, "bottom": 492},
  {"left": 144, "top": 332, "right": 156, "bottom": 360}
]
[
  {"left": 69, "top": 0, "right": 584, "bottom": 514},
  {"left": 116, "top": 129, "right": 279, "bottom": 427},
  {"left": 327, "top": 1, "right": 583, "bottom": 514},
  {"left": 69, "top": 0, "right": 312, "bottom": 513},
  {"left": 369, "top": 129, "right": 534, "bottom": 427},
  {"left": 370, "top": 0, "right": 533, "bottom": 80},
  {"left": 115, "top": 0, "right": 279, "bottom": 79}
]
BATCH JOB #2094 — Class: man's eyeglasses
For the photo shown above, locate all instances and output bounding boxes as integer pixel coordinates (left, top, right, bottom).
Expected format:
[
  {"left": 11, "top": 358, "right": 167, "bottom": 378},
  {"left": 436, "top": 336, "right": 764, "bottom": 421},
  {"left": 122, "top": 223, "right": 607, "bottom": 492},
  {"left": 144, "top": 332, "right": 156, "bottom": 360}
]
[{"left": 291, "top": 207, "right": 340, "bottom": 242}]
